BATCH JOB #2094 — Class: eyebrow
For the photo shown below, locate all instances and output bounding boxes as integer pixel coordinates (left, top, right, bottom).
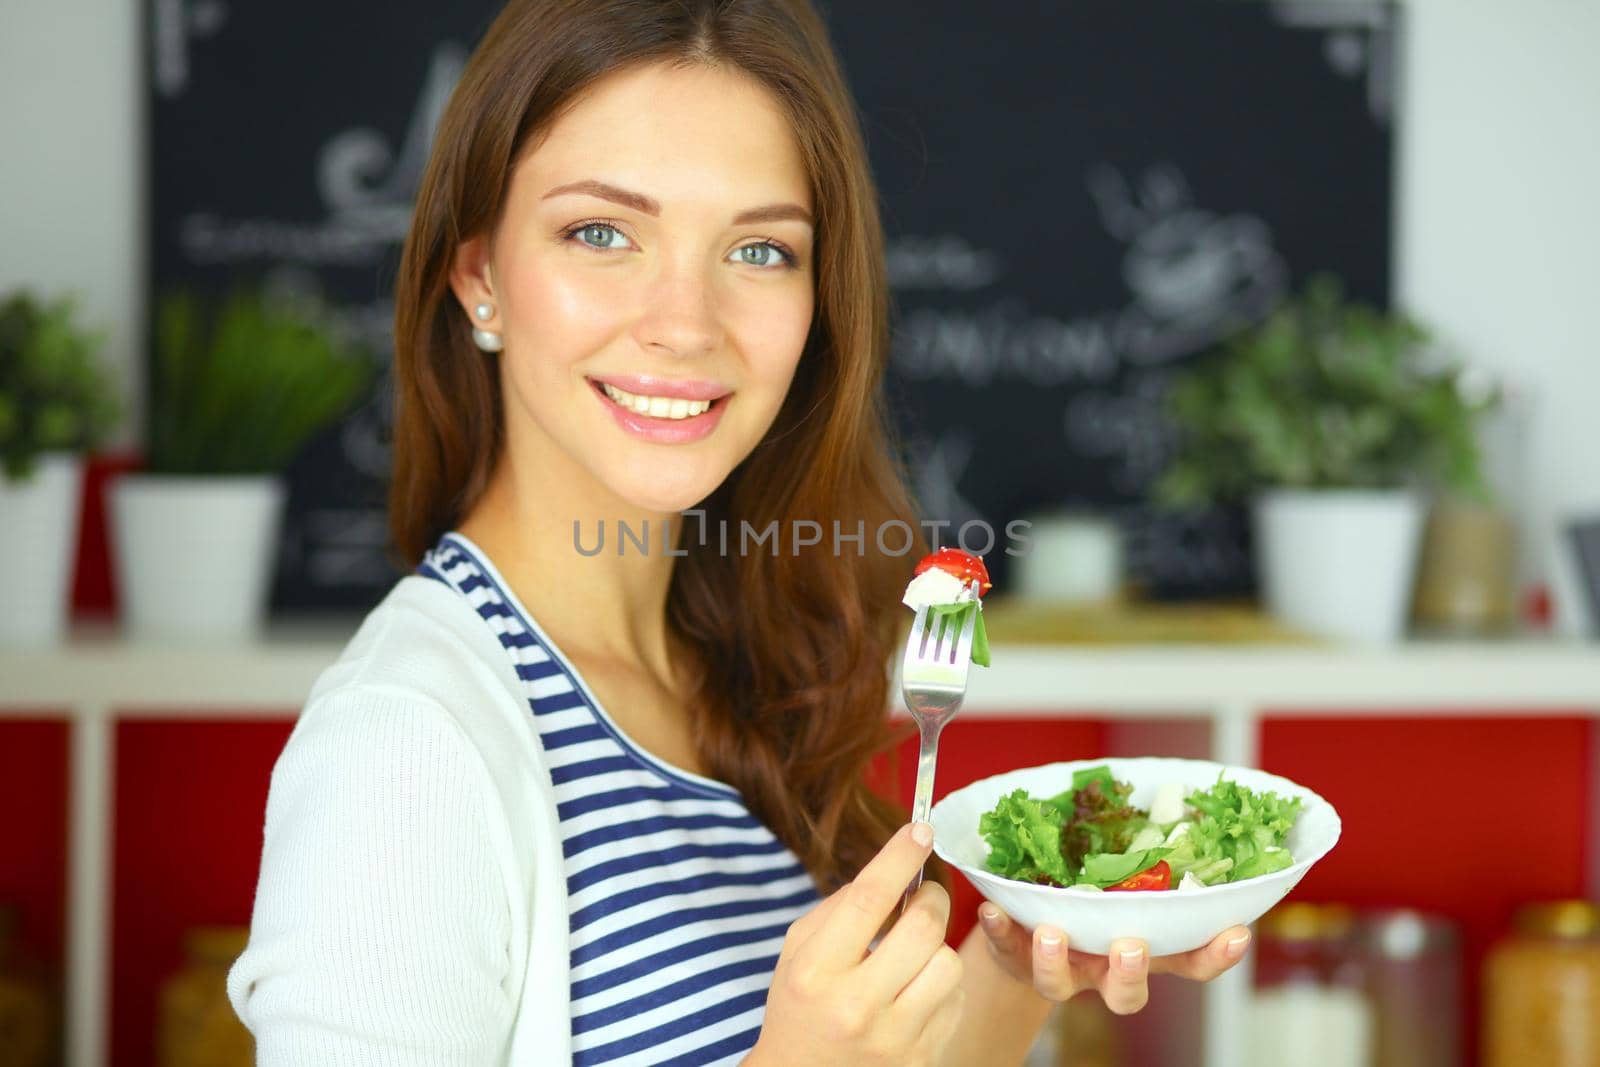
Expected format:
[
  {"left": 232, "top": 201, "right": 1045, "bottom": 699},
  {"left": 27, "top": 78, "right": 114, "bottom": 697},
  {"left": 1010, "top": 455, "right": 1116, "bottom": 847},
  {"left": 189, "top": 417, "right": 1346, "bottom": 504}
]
[{"left": 542, "top": 178, "right": 813, "bottom": 227}]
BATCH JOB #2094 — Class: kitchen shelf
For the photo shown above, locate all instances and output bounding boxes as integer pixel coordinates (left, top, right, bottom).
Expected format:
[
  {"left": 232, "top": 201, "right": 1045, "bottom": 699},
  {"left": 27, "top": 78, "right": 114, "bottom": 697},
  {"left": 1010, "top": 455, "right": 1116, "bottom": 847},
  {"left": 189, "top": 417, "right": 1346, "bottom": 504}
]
[{"left": 4, "top": 621, "right": 1599, "bottom": 1067}]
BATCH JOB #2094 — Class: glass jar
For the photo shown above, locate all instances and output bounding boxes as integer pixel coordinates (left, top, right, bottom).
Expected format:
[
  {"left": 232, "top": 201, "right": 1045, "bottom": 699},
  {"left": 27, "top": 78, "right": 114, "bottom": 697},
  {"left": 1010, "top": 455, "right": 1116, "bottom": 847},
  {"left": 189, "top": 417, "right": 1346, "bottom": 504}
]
[
  {"left": 1247, "top": 903, "right": 1374, "bottom": 1067},
  {"left": 1355, "top": 910, "right": 1460, "bottom": 1067},
  {"left": 1410, "top": 503, "right": 1517, "bottom": 635},
  {"left": 1483, "top": 900, "right": 1600, "bottom": 1067},
  {"left": 0, "top": 902, "right": 56, "bottom": 1067},
  {"left": 157, "top": 925, "right": 255, "bottom": 1067}
]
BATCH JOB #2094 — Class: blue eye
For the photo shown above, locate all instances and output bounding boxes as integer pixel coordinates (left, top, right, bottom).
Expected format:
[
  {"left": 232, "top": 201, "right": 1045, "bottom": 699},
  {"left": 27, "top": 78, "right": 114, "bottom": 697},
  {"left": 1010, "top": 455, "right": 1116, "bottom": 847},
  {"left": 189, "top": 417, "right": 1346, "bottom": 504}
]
[
  {"left": 569, "top": 220, "right": 800, "bottom": 267},
  {"left": 570, "top": 222, "right": 629, "bottom": 250},
  {"left": 734, "top": 243, "right": 795, "bottom": 269}
]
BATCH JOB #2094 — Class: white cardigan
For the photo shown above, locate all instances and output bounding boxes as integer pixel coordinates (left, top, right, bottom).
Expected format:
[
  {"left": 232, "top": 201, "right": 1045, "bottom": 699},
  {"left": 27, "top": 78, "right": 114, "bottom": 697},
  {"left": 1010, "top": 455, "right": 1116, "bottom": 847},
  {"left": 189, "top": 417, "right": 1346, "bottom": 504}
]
[{"left": 227, "top": 573, "right": 574, "bottom": 1064}]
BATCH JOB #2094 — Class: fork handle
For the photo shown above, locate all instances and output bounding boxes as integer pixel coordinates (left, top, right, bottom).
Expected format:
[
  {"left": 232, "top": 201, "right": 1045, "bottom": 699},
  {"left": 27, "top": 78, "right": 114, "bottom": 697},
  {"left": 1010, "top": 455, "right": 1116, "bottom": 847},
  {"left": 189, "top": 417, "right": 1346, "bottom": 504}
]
[{"left": 900, "top": 719, "right": 944, "bottom": 915}]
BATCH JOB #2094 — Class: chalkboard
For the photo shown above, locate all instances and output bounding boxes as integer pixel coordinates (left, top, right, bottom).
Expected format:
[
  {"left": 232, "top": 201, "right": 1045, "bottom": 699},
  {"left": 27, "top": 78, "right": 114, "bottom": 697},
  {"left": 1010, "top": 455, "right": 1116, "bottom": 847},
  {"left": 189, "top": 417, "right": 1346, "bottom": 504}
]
[{"left": 147, "top": 0, "right": 1395, "bottom": 609}]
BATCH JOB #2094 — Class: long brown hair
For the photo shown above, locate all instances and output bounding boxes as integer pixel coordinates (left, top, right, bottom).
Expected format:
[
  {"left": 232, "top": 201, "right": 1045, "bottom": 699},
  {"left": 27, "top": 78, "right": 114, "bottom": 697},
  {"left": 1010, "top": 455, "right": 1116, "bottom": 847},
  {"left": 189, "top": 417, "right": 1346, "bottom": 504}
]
[{"left": 390, "top": 0, "right": 948, "bottom": 897}]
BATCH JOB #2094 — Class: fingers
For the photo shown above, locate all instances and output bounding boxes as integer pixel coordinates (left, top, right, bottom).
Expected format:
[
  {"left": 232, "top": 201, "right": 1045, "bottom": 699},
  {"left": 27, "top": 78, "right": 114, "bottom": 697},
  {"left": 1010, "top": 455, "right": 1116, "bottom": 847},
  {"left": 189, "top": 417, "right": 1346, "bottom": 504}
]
[
  {"left": 970, "top": 903, "right": 1250, "bottom": 1015},
  {"left": 777, "top": 883, "right": 847, "bottom": 967},
  {"left": 808, "top": 822, "right": 935, "bottom": 969},
  {"left": 976, "top": 901, "right": 1032, "bottom": 974},
  {"left": 885, "top": 940, "right": 965, "bottom": 1036},
  {"left": 1030, "top": 923, "right": 1077, "bottom": 1000},
  {"left": 911, "top": 985, "right": 965, "bottom": 1065},
  {"left": 1095, "top": 938, "right": 1150, "bottom": 1015},
  {"left": 1150, "top": 925, "right": 1252, "bottom": 981},
  {"left": 857, "top": 880, "right": 951, "bottom": 1002}
]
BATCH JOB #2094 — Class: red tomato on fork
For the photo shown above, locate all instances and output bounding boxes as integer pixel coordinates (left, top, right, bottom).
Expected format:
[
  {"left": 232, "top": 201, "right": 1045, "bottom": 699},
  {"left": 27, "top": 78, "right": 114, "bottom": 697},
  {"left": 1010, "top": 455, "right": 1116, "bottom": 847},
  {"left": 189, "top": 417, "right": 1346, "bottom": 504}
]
[
  {"left": 913, "top": 547, "right": 992, "bottom": 596},
  {"left": 1105, "top": 860, "right": 1172, "bottom": 892}
]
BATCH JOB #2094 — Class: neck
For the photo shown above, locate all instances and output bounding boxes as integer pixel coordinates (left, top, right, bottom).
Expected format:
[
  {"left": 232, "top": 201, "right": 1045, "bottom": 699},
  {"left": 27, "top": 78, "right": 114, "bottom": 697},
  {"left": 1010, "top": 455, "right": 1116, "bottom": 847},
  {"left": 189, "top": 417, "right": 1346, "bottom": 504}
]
[{"left": 457, "top": 447, "right": 688, "bottom": 683}]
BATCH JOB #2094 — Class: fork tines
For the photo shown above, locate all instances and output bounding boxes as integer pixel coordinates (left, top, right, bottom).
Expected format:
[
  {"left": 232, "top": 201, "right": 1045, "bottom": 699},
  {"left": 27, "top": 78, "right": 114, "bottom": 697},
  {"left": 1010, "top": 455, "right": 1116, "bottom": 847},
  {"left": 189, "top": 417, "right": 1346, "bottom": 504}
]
[{"left": 907, "top": 603, "right": 978, "bottom": 670}]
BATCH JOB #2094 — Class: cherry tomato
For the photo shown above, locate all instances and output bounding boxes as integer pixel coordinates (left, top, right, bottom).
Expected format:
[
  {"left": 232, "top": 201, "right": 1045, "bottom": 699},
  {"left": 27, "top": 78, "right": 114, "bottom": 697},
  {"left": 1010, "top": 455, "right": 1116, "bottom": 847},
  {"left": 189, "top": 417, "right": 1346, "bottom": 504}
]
[
  {"left": 913, "top": 547, "right": 992, "bottom": 596},
  {"left": 1105, "top": 860, "right": 1172, "bottom": 892}
]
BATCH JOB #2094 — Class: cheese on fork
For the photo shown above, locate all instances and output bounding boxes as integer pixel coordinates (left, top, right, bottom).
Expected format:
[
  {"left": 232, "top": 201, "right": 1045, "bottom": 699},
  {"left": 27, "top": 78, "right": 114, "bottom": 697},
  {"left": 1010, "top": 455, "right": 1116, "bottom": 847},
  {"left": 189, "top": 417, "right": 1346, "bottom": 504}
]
[{"left": 901, "top": 566, "right": 977, "bottom": 610}]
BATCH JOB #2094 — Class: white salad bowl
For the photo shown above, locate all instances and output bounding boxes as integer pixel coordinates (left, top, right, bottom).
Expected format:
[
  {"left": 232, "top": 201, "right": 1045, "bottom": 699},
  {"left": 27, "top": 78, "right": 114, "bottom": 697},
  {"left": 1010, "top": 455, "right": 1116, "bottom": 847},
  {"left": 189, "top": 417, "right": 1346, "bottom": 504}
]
[{"left": 929, "top": 757, "right": 1341, "bottom": 956}]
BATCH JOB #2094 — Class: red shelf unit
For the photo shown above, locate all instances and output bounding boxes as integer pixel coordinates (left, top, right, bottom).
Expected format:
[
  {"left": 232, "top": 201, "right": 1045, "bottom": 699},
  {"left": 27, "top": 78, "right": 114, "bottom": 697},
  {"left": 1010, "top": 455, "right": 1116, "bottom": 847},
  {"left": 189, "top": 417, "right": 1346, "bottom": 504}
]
[
  {"left": 83, "top": 711, "right": 1597, "bottom": 1067},
  {"left": 110, "top": 719, "right": 294, "bottom": 1067}
]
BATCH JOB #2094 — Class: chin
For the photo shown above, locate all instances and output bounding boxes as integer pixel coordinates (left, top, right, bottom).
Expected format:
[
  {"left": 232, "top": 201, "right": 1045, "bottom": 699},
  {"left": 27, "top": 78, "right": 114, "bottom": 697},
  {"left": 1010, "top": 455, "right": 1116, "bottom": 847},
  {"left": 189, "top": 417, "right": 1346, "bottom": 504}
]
[{"left": 608, "top": 466, "right": 728, "bottom": 517}]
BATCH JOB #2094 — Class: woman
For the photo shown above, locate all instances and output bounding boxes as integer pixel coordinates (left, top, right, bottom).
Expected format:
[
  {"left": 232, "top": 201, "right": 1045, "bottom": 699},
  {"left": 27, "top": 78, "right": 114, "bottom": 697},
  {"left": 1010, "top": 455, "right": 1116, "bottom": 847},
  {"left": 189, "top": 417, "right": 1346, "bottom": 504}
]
[{"left": 227, "top": 1, "right": 1250, "bottom": 1063}]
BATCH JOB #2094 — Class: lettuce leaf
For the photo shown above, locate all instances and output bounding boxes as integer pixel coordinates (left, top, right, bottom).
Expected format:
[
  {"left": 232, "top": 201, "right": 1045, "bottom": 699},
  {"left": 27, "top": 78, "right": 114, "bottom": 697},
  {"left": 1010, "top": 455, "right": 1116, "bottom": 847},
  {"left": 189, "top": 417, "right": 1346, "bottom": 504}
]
[
  {"left": 1159, "top": 821, "right": 1234, "bottom": 885},
  {"left": 1070, "top": 764, "right": 1118, "bottom": 796},
  {"left": 1168, "top": 776, "right": 1302, "bottom": 884},
  {"left": 927, "top": 600, "right": 989, "bottom": 667},
  {"left": 1058, "top": 770, "right": 1148, "bottom": 870},
  {"left": 978, "top": 787, "right": 1074, "bottom": 885},
  {"left": 1079, "top": 847, "right": 1172, "bottom": 888}
]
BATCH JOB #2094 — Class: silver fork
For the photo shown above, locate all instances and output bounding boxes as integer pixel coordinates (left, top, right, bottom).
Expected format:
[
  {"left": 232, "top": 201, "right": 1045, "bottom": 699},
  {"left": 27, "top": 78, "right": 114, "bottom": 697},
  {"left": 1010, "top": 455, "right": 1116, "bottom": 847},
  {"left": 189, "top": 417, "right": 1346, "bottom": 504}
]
[{"left": 899, "top": 602, "right": 978, "bottom": 914}]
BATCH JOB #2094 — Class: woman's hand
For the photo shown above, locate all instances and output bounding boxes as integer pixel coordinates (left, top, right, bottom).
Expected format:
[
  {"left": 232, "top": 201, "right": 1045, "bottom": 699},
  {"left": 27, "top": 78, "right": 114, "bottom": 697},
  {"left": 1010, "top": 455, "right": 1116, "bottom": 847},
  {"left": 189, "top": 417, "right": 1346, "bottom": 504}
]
[
  {"left": 974, "top": 901, "right": 1251, "bottom": 1015},
  {"left": 747, "top": 822, "right": 961, "bottom": 1067}
]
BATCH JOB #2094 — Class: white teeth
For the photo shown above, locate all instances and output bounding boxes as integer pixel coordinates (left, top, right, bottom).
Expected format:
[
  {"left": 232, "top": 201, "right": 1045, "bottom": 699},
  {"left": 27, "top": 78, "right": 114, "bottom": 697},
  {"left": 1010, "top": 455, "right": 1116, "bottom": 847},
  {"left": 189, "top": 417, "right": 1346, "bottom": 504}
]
[{"left": 600, "top": 382, "right": 716, "bottom": 420}]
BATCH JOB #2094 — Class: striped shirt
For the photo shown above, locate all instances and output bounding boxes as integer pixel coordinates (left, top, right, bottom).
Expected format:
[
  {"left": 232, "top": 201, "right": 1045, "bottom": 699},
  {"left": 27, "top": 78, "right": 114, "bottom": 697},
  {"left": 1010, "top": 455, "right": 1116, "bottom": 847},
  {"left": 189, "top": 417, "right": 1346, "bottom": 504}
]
[{"left": 418, "top": 533, "right": 823, "bottom": 1065}]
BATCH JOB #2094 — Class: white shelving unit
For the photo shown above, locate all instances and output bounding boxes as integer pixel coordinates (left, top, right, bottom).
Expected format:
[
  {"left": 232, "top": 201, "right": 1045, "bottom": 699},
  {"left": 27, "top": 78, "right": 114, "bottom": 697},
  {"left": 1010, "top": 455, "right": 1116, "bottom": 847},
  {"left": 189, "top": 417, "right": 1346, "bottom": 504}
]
[{"left": 5, "top": 625, "right": 1600, "bottom": 1067}]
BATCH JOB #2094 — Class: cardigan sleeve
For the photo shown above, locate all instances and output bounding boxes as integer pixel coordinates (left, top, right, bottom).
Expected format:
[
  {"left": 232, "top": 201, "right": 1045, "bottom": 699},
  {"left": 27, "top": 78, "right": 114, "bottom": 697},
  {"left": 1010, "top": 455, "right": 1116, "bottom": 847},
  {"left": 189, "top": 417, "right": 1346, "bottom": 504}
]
[{"left": 227, "top": 685, "right": 517, "bottom": 1065}]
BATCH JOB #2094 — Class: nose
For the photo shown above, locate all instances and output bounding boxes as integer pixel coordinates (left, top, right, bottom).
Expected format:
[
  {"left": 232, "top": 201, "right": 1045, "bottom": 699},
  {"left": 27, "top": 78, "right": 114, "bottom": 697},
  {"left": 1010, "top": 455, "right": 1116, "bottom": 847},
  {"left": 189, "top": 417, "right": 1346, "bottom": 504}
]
[{"left": 631, "top": 252, "right": 724, "bottom": 359}]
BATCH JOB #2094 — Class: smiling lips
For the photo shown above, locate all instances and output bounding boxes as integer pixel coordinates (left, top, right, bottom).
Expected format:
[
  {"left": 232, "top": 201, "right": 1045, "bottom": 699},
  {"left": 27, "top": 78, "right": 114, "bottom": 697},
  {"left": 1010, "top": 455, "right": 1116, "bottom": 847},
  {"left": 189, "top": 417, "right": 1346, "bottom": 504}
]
[
  {"left": 588, "top": 374, "right": 732, "bottom": 443},
  {"left": 600, "top": 381, "right": 714, "bottom": 420}
]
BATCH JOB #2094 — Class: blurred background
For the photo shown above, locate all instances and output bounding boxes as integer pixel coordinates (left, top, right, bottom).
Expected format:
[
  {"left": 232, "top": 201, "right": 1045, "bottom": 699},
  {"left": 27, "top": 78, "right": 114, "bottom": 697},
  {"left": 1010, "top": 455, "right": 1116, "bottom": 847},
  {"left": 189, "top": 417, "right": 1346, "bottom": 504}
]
[{"left": 1, "top": 1, "right": 1597, "bottom": 1065}]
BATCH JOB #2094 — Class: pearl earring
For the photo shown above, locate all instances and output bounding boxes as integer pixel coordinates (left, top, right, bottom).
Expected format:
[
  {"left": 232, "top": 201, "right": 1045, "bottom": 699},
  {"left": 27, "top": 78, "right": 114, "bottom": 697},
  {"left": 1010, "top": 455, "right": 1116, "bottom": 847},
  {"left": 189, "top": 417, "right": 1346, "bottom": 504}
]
[{"left": 470, "top": 301, "right": 502, "bottom": 352}]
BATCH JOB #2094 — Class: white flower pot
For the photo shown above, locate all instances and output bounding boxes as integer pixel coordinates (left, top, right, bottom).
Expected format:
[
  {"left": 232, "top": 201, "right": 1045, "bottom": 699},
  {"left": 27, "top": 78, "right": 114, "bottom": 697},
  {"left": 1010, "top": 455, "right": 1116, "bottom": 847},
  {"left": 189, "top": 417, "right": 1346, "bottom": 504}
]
[
  {"left": 110, "top": 474, "right": 286, "bottom": 642},
  {"left": 0, "top": 452, "right": 84, "bottom": 645},
  {"left": 1253, "top": 488, "right": 1427, "bottom": 644}
]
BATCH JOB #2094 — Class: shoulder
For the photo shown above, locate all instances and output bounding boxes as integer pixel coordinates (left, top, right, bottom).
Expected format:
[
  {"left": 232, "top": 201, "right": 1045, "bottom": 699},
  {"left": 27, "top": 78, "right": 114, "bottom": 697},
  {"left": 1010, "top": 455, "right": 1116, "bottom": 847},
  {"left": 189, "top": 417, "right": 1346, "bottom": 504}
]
[
  {"left": 280, "top": 574, "right": 550, "bottom": 833},
  {"left": 259, "top": 571, "right": 559, "bottom": 905},
  {"left": 304, "top": 575, "right": 530, "bottom": 749},
  {"left": 311, "top": 574, "right": 515, "bottom": 708}
]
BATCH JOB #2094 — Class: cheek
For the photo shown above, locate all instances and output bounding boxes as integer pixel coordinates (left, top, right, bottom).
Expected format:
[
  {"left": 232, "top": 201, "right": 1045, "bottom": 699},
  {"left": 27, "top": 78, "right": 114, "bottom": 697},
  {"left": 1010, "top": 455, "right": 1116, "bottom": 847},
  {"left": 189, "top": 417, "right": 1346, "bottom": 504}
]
[
  {"left": 731, "top": 287, "right": 813, "bottom": 389},
  {"left": 501, "top": 255, "right": 622, "bottom": 373}
]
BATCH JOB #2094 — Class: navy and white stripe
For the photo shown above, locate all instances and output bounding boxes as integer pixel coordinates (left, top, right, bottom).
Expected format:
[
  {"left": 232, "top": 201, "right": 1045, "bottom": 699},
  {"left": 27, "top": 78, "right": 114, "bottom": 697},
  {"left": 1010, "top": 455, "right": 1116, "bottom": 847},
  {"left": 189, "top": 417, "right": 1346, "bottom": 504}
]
[{"left": 420, "top": 533, "right": 822, "bottom": 1065}]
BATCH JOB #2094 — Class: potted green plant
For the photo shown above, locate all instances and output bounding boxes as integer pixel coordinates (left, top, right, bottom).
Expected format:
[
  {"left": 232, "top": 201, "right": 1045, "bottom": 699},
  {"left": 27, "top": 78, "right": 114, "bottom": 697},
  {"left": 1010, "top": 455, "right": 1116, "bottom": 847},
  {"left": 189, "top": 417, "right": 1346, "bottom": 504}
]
[
  {"left": 0, "top": 291, "right": 121, "bottom": 645},
  {"left": 112, "top": 286, "right": 375, "bottom": 641},
  {"left": 1153, "top": 274, "right": 1497, "bottom": 643}
]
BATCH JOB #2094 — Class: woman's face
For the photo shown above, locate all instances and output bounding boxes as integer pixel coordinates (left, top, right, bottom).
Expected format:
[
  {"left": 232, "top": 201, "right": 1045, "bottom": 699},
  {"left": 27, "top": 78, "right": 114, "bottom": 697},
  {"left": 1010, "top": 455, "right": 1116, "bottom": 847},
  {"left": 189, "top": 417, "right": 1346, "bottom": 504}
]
[{"left": 455, "top": 61, "right": 816, "bottom": 516}]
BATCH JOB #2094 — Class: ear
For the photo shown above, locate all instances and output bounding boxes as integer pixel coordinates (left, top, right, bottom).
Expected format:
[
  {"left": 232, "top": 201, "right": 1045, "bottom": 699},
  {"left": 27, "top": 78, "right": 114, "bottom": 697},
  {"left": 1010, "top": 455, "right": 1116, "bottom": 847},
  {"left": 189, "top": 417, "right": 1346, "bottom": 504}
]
[{"left": 449, "top": 235, "right": 499, "bottom": 328}]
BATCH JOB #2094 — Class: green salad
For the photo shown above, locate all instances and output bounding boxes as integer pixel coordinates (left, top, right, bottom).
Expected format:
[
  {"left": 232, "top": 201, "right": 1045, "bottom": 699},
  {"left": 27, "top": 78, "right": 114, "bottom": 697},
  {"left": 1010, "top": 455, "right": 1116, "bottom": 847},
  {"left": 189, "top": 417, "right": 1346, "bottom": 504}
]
[{"left": 978, "top": 765, "right": 1303, "bottom": 891}]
